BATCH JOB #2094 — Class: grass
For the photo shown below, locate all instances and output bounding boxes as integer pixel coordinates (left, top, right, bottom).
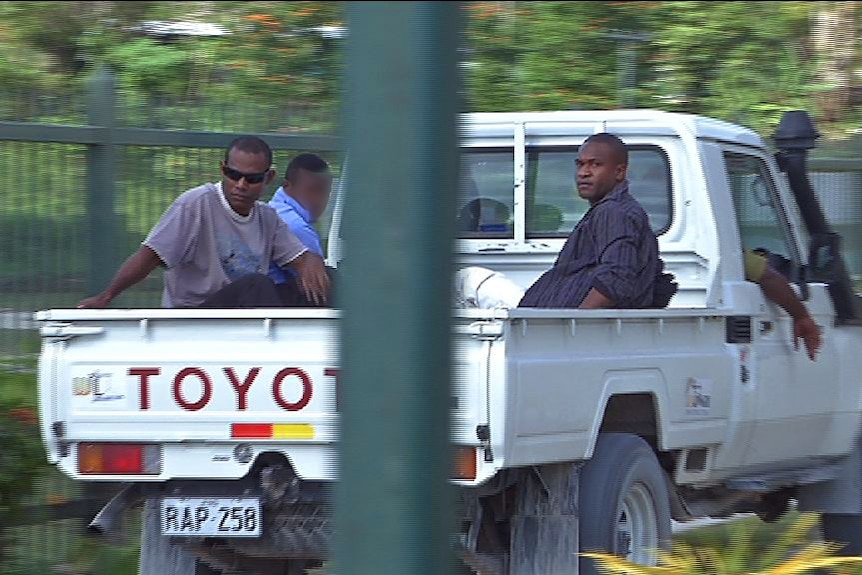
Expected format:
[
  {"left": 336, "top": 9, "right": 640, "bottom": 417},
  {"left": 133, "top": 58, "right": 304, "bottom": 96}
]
[
  {"left": 0, "top": 366, "right": 141, "bottom": 575},
  {"left": 2, "top": 483, "right": 143, "bottom": 575},
  {"left": 675, "top": 512, "right": 802, "bottom": 551},
  {"left": 0, "top": 361, "right": 37, "bottom": 407}
]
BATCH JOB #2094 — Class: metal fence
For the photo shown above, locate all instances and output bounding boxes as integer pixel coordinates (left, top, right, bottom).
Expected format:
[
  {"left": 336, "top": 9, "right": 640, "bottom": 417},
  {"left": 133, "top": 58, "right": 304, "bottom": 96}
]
[
  {"left": 0, "top": 69, "right": 343, "bottom": 573},
  {"left": 806, "top": 160, "right": 862, "bottom": 278},
  {"left": 3, "top": 75, "right": 862, "bottom": 358},
  {"left": 0, "top": 68, "right": 342, "bottom": 358}
]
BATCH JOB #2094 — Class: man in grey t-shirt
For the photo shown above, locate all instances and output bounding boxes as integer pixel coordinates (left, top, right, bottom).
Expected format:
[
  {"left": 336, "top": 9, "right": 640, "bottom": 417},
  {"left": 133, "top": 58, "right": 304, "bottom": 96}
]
[{"left": 78, "top": 136, "right": 329, "bottom": 309}]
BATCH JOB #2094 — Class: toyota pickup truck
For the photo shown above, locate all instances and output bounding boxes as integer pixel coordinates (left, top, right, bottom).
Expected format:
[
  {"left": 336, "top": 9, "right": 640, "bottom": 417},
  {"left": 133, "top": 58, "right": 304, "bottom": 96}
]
[{"left": 35, "top": 110, "right": 862, "bottom": 575}]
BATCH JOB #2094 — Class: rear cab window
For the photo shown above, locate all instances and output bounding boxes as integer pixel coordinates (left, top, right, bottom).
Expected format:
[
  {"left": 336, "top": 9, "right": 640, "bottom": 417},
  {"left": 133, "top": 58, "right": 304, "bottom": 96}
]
[
  {"left": 457, "top": 149, "right": 515, "bottom": 238},
  {"left": 456, "top": 145, "right": 673, "bottom": 241},
  {"left": 525, "top": 146, "right": 672, "bottom": 238}
]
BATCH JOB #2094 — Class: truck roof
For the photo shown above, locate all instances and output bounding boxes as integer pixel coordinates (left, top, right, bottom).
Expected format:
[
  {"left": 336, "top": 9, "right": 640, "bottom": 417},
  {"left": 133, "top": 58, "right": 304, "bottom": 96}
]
[{"left": 463, "top": 109, "right": 765, "bottom": 148}]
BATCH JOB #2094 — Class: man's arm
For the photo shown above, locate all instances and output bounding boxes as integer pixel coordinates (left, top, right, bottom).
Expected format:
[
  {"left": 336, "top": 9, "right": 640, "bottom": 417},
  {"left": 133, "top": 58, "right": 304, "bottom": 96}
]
[
  {"left": 586, "top": 207, "right": 645, "bottom": 308},
  {"left": 579, "top": 288, "right": 615, "bottom": 309},
  {"left": 283, "top": 219, "right": 323, "bottom": 257},
  {"left": 271, "top": 210, "right": 329, "bottom": 305},
  {"left": 296, "top": 222, "right": 324, "bottom": 256},
  {"left": 758, "top": 266, "right": 822, "bottom": 360},
  {"left": 271, "top": 194, "right": 325, "bottom": 256},
  {"left": 78, "top": 246, "right": 163, "bottom": 308}
]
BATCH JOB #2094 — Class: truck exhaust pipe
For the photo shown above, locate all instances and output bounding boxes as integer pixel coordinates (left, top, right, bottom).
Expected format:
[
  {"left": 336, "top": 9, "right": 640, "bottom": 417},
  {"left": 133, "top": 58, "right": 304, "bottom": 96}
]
[
  {"left": 88, "top": 483, "right": 146, "bottom": 539},
  {"left": 774, "top": 111, "right": 859, "bottom": 322}
]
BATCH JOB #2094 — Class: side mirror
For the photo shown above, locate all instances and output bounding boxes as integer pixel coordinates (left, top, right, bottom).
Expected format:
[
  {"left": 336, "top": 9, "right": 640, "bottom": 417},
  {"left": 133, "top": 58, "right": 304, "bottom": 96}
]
[{"left": 808, "top": 232, "right": 842, "bottom": 283}]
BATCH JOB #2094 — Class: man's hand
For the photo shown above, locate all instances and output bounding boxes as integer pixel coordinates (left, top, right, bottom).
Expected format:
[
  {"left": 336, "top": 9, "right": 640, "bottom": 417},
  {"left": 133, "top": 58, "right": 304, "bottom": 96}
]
[
  {"left": 77, "top": 292, "right": 113, "bottom": 309},
  {"left": 756, "top": 266, "right": 822, "bottom": 361},
  {"left": 293, "top": 253, "right": 330, "bottom": 306},
  {"left": 793, "top": 315, "right": 822, "bottom": 361}
]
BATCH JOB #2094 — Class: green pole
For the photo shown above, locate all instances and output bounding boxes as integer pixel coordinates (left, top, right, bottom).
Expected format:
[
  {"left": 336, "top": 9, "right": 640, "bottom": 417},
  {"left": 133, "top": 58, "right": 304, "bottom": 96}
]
[
  {"left": 86, "top": 66, "right": 118, "bottom": 296},
  {"left": 618, "top": 41, "right": 636, "bottom": 108},
  {"left": 607, "top": 30, "right": 650, "bottom": 109},
  {"left": 337, "top": 2, "right": 460, "bottom": 575}
]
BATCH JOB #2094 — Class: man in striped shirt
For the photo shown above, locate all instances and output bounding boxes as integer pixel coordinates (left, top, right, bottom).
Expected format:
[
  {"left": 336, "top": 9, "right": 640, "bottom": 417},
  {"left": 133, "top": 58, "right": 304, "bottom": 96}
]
[{"left": 520, "top": 133, "right": 671, "bottom": 309}]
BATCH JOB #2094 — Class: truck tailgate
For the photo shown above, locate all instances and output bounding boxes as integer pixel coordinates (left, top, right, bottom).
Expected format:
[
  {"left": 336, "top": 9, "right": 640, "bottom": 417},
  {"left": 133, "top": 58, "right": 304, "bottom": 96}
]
[
  {"left": 37, "top": 309, "right": 339, "bottom": 479},
  {"left": 37, "top": 308, "right": 497, "bottom": 483},
  {"left": 39, "top": 309, "right": 338, "bottom": 440}
]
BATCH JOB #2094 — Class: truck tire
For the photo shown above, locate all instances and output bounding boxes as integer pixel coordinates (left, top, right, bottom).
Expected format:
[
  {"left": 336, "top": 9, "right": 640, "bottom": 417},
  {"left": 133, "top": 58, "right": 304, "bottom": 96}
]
[
  {"left": 578, "top": 433, "right": 672, "bottom": 575},
  {"left": 821, "top": 514, "right": 862, "bottom": 555}
]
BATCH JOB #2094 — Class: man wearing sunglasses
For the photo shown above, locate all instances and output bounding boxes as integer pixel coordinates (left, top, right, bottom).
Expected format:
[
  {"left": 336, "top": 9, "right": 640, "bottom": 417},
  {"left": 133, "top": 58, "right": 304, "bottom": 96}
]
[{"left": 78, "top": 136, "right": 330, "bottom": 309}]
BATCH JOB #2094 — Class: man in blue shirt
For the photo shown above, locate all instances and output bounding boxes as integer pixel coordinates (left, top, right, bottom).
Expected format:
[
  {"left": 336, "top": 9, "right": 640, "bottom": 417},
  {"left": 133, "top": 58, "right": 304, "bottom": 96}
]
[{"left": 268, "top": 153, "right": 333, "bottom": 286}]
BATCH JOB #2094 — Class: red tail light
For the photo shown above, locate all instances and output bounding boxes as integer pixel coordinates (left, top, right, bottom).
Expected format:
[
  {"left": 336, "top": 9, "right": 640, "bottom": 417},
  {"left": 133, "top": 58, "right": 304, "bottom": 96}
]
[
  {"left": 78, "top": 443, "right": 161, "bottom": 475},
  {"left": 452, "top": 446, "right": 477, "bottom": 481}
]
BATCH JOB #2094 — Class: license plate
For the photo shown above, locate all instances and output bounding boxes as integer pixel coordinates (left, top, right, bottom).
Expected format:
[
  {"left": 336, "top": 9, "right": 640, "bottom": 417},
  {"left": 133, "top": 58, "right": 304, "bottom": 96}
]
[{"left": 161, "top": 497, "right": 261, "bottom": 537}]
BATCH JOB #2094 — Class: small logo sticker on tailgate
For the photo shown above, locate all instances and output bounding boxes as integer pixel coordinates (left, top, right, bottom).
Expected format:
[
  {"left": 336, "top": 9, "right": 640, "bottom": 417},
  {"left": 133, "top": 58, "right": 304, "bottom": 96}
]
[{"left": 72, "top": 371, "right": 128, "bottom": 407}]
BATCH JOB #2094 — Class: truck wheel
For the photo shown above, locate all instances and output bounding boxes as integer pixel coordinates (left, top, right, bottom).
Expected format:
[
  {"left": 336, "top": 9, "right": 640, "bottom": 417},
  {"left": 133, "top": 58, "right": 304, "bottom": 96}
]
[
  {"left": 578, "top": 433, "right": 672, "bottom": 575},
  {"left": 821, "top": 514, "right": 862, "bottom": 555}
]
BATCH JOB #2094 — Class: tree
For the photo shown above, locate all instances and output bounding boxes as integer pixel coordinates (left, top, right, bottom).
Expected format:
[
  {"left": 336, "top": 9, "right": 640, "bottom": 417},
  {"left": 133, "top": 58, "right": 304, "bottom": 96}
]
[
  {"left": 463, "top": 1, "right": 831, "bottom": 136},
  {"left": 1, "top": 1, "right": 861, "bottom": 138},
  {"left": 811, "top": 2, "right": 860, "bottom": 131},
  {"left": 647, "top": 1, "right": 818, "bottom": 134}
]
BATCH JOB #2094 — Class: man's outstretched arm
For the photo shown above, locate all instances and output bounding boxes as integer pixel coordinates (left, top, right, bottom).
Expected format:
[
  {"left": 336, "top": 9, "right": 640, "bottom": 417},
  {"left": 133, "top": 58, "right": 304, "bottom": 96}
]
[
  {"left": 78, "top": 246, "right": 163, "bottom": 308},
  {"left": 758, "top": 266, "right": 822, "bottom": 360}
]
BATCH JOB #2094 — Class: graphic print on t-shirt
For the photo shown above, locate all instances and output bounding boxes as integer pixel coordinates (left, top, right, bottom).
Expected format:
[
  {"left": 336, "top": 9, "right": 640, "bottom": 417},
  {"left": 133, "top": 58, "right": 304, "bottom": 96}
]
[{"left": 217, "top": 235, "right": 262, "bottom": 281}]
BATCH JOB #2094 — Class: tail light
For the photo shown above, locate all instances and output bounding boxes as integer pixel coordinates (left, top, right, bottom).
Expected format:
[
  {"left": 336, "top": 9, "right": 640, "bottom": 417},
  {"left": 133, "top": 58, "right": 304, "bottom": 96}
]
[
  {"left": 230, "top": 422, "right": 315, "bottom": 439},
  {"left": 452, "top": 446, "right": 477, "bottom": 481},
  {"left": 78, "top": 443, "right": 161, "bottom": 475}
]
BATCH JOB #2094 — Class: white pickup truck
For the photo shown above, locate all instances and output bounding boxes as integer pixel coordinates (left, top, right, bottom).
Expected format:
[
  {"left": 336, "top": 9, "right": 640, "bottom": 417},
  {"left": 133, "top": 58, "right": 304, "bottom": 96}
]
[{"left": 36, "top": 110, "right": 862, "bottom": 575}]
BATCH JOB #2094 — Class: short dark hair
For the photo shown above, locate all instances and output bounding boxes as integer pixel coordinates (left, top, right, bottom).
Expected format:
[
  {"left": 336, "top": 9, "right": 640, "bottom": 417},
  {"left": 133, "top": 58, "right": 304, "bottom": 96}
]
[
  {"left": 583, "top": 132, "right": 628, "bottom": 165},
  {"left": 224, "top": 136, "right": 272, "bottom": 167},
  {"left": 284, "top": 153, "right": 329, "bottom": 183}
]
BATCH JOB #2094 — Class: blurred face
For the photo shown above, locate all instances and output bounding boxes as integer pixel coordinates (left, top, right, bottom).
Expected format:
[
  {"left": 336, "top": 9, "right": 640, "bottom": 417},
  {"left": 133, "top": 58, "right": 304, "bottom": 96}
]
[
  {"left": 284, "top": 169, "right": 333, "bottom": 222},
  {"left": 576, "top": 141, "right": 627, "bottom": 205},
  {"left": 221, "top": 148, "right": 275, "bottom": 216}
]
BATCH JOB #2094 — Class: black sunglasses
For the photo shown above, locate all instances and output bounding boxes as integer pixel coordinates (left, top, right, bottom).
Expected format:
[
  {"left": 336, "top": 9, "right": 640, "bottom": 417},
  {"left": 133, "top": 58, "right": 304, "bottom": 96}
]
[{"left": 222, "top": 165, "right": 270, "bottom": 184}]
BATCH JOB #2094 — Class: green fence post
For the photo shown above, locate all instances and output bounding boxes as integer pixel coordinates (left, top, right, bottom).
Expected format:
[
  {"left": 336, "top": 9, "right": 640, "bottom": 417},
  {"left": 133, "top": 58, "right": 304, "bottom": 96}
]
[
  {"left": 86, "top": 66, "right": 118, "bottom": 296},
  {"left": 337, "top": 2, "right": 460, "bottom": 575},
  {"left": 607, "top": 31, "right": 650, "bottom": 108}
]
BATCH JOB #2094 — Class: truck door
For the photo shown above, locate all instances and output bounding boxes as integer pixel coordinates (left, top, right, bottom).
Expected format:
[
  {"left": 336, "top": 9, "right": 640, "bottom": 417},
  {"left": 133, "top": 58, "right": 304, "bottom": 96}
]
[{"left": 723, "top": 149, "right": 840, "bottom": 469}]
